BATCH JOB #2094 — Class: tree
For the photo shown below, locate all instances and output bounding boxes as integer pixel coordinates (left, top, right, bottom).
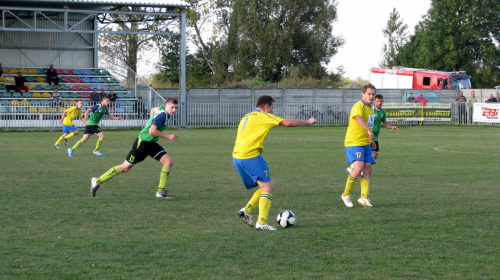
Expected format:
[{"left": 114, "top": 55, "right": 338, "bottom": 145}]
[
  {"left": 212, "top": 0, "right": 343, "bottom": 83},
  {"left": 395, "top": 0, "right": 500, "bottom": 88},
  {"left": 380, "top": 8, "right": 408, "bottom": 68}
]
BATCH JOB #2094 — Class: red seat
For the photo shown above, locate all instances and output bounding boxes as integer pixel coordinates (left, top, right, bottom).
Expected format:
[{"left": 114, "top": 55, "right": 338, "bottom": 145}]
[
  {"left": 80, "top": 92, "right": 90, "bottom": 98},
  {"left": 73, "top": 77, "right": 83, "bottom": 83},
  {"left": 57, "top": 69, "right": 65, "bottom": 75},
  {"left": 81, "top": 85, "right": 91, "bottom": 91},
  {"left": 64, "top": 77, "right": 73, "bottom": 83},
  {"left": 65, "top": 69, "right": 75, "bottom": 75},
  {"left": 72, "top": 85, "right": 82, "bottom": 91}
]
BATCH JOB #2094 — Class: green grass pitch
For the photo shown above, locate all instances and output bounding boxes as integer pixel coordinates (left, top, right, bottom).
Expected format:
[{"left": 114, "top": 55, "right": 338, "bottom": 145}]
[{"left": 1, "top": 125, "right": 498, "bottom": 279}]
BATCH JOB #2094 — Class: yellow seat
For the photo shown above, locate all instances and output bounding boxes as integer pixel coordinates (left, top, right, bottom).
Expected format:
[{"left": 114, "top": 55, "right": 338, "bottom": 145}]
[
  {"left": 32, "top": 92, "right": 42, "bottom": 98},
  {"left": 20, "top": 99, "right": 30, "bottom": 106},
  {"left": 10, "top": 100, "right": 20, "bottom": 106},
  {"left": 0, "top": 77, "right": 5, "bottom": 82},
  {"left": 20, "top": 69, "right": 28, "bottom": 74},
  {"left": 10, "top": 69, "right": 18, "bottom": 74},
  {"left": 41, "top": 92, "right": 52, "bottom": 98},
  {"left": 2, "top": 69, "right": 7, "bottom": 74},
  {"left": 28, "top": 107, "right": 38, "bottom": 113},
  {"left": 39, "top": 107, "right": 49, "bottom": 113},
  {"left": 58, "top": 107, "right": 66, "bottom": 113},
  {"left": 69, "top": 100, "right": 78, "bottom": 106},
  {"left": 48, "top": 107, "right": 58, "bottom": 113},
  {"left": 29, "top": 69, "right": 38, "bottom": 74},
  {"left": 35, "top": 77, "right": 45, "bottom": 83},
  {"left": 27, "top": 84, "right": 35, "bottom": 90}
]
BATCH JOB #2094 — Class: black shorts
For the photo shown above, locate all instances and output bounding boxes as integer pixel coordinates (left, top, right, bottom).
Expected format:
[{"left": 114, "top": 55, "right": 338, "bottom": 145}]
[
  {"left": 125, "top": 138, "right": 167, "bottom": 164},
  {"left": 84, "top": 125, "right": 102, "bottom": 135},
  {"left": 373, "top": 140, "right": 379, "bottom": 152}
]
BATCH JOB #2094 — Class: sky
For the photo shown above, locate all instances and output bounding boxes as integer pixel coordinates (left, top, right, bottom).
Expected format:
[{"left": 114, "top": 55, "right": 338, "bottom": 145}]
[{"left": 327, "top": 0, "right": 432, "bottom": 81}]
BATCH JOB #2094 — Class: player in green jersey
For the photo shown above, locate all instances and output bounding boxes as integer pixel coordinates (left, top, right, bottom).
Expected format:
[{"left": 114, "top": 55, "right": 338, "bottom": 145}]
[
  {"left": 90, "top": 98, "right": 179, "bottom": 198},
  {"left": 371, "top": 94, "right": 398, "bottom": 159},
  {"left": 67, "top": 96, "right": 122, "bottom": 157}
]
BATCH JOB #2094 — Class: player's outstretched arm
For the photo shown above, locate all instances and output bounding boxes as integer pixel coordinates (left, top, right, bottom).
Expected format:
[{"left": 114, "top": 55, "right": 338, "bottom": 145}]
[
  {"left": 149, "top": 124, "right": 178, "bottom": 141},
  {"left": 280, "top": 117, "right": 316, "bottom": 127}
]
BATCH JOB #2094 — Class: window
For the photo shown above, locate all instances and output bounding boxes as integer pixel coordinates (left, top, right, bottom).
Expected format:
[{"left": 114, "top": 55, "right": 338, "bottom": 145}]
[{"left": 423, "top": 77, "right": 431, "bottom": 86}]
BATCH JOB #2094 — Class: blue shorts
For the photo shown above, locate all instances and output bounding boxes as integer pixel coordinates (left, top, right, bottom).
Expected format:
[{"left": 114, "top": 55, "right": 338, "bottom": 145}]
[
  {"left": 233, "top": 155, "right": 271, "bottom": 190},
  {"left": 345, "top": 145, "right": 376, "bottom": 164},
  {"left": 62, "top": 125, "right": 78, "bottom": 133}
]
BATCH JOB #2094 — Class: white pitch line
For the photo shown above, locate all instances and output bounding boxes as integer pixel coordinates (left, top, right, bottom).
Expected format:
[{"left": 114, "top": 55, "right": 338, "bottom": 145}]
[{"left": 433, "top": 145, "right": 500, "bottom": 156}]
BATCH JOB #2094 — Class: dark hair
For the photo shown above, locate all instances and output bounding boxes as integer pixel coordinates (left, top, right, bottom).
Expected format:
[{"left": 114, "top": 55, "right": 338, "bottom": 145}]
[
  {"left": 362, "top": 83, "right": 376, "bottom": 93},
  {"left": 375, "top": 94, "right": 384, "bottom": 100},
  {"left": 165, "top": 97, "right": 178, "bottom": 105},
  {"left": 256, "top": 95, "right": 275, "bottom": 108}
]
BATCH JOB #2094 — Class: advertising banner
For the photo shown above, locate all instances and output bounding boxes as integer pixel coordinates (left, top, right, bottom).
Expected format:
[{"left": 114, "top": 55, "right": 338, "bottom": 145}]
[
  {"left": 383, "top": 103, "right": 451, "bottom": 122},
  {"left": 473, "top": 103, "right": 500, "bottom": 123}
]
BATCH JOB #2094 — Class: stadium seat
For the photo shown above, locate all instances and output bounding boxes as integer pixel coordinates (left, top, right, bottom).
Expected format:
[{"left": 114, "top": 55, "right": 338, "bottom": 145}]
[
  {"left": 65, "top": 69, "right": 75, "bottom": 75},
  {"left": 102, "top": 70, "right": 111, "bottom": 75},
  {"left": 61, "top": 92, "right": 71, "bottom": 98},
  {"left": 125, "top": 107, "right": 135, "bottom": 113},
  {"left": 69, "top": 100, "right": 78, "bottom": 106},
  {"left": 62, "top": 85, "right": 72, "bottom": 90},
  {"left": 82, "top": 77, "right": 92, "bottom": 83},
  {"left": 26, "top": 76, "right": 35, "bottom": 82},
  {"left": 19, "top": 69, "right": 28, "bottom": 74},
  {"left": 26, "top": 84, "right": 35, "bottom": 90},
  {"left": 90, "top": 85, "right": 99, "bottom": 90},
  {"left": 35, "top": 77, "right": 45, "bottom": 83},
  {"left": 109, "top": 86, "right": 118, "bottom": 91},
  {"left": 73, "top": 77, "right": 83, "bottom": 83},
  {"left": 34, "top": 84, "right": 44, "bottom": 90},
  {"left": 100, "top": 78, "right": 110, "bottom": 83},
  {"left": 81, "top": 85, "right": 91, "bottom": 91},
  {"left": 13, "top": 92, "right": 22, "bottom": 98},
  {"left": 110, "top": 78, "right": 119, "bottom": 83},
  {"left": 117, "top": 93, "right": 127, "bottom": 98},
  {"left": 56, "top": 69, "right": 65, "bottom": 75},
  {"left": 3, "top": 92, "right": 12, "bottom": 98},
  {"left": 80, "top": 92, "right": 90, "bottom": 98},
  {"left": 29, "top": 69, "right": 38, "bottom": 74},
  {"left": 10, "top": 100, "right": 20, "bottom": 106},
  {"left": 72, "top": 85, "right": 82, "bottom": 91},
  {"left": 58, "top": 107, "right": 65, "bottom": 113},
  {"left": 28, "top": 107, "right": 38, "bottom": 113},
  {"left": 0, "top": 84, "right": 5, "bottom": 90},
  {"left": 38, "top": 107, "right": 49, "bottom": 113},
  {"left": 20, "top": 99, "right": 30, "bottom": 106},
  {"left": 64, "top": 77, "right": 73, "bottom": 83},
  {"left": 108, "top": 107, "right": 115, "bottom": 113},
  {"left": 93, "top": 70, "right": 101, "bottom": 75},
  {"left": 1, "top": 100, "right": 10, "bottom": 106},
  {"left": 115, "top": 108, "right": 125, "bottom": 113},
  {"left": 99, "top": 85, "right": 109, "bottom": 91},
  {"left": 1, "top": 69, "right": 7, "bottom": 74},
  {"left": 23, "top": 92, "right": 32, "bottom": 98},
  {"left": 0, "top": 76, "right": 5, "bottom": 82},
  {"left": 41, "top": 92, "right": 52, "bottom": 98},
  {"left": 48, "top": 107, "right": 58, "bottom": 113},
  {"left": 84, "top": 70, "right": 93, "bottom": 75},
  {"left": 75, "top": 69, "right": 84, "bottom": 75},
  {"left": 91, "top": 77, "right": 100, "bottom": 83},
  {"left": 126, "top": 93, "right": 135, "bottom": 98},
  {"left": 44, "top": 85, "right": 53, "bottom": 90},
  {"left": 118, "top": 86, "right": 127, "bottom": 91},
  {"left": 38, "top": 69, "right": 47, "bottom": 74},
  {"left": 71, "top": 92, "right": 80, "bottom": 98},
  {"left": 125, "top": 101, "right": 135, "bottom": 107},
  {"left": 30, "top": 100, "right": 40, "bottom": 106},
  {"left": 10, "top": 69, "right": 18, "bottom": 74},
  {"left": 32, "top": 92, "right": 42, "bottom": 98},
  {"left": 53, "top": 85, "right": 62, "bottom": 90}
]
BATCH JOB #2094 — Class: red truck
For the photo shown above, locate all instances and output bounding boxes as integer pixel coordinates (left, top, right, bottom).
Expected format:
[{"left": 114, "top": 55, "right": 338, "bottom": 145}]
[{"left": 369, "top": 66, "right": 471, "bottom": 89}]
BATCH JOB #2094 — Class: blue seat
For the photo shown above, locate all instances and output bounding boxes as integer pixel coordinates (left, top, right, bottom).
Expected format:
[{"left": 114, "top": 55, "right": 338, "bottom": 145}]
[
  {"left": 90, "top": 85, "right": 99, "bottom": 90},
  {"left": 99, "top": 85, "right": 109, "bottom": 91},
  {"left": 116, "top": 100, "right": 125, "bottom": 107},
  {"left": 82, "top": 77, "right": 92, "bottom": 83},
  {"left": 84, "top": 70, "right": 93, "bottom": 75},
  {"left": 75, "top": 69, "right": 84, "bottom": 75},
  {"left": 115, "top": 108, "right": 125, "bottom": 113},
  {"left": 91, "top": 77, "right": 100, "bottom": 83}
]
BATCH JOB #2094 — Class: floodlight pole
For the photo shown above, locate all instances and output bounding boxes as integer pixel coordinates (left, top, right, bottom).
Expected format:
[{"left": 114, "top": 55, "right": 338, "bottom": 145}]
[{"left": 180, "top": 10, "right": 187, "bottom": 127}]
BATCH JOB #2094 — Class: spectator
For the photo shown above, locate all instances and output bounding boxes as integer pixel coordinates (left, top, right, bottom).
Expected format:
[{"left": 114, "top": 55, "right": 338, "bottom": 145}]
[
  {"left": 52, "top": 88, "right": 61, "bottom": 106},
  {"left": 4, "top": 71, "right": 17, "bottom": 92},
  {"left": 46, "top": 64, "right": 60, "bottom": 86},
  {"left": 15, "top": 72, "right": 29, "bottom": 94},
  {"left": 89, "top": 88, "right": 101, "bottom": 103},
  {"left": 108, "top": 90, "right": 117, "bottom": 102},
  {"left": 496, "top": 93, "right": 500, "bottom": 102},
  {"left": 455, "top": 91, "right": 466, "bottom": 102},
  {"left": 406, "top": 92, "right": 416, "bottom": 103},
  {"left": 485, "top": 94, "right": 497, "bottom": 103},
  {"left": 99, "top": 88, "right": 107, "bottom": 100},
  {"left": 466, "top": 91, "right": 477, "bottom": 104},
  {"left": 416, "top": 93, "right": 427, "bottom": 106},
  {"left": 134, "top": 96, "right": 146, "bottom": 119}
]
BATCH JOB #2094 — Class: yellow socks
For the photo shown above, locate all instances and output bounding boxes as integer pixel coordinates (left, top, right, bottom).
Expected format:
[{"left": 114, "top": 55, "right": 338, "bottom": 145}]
[
  {"left": 245, "top": 188, "right": 262, "bottom": 214},
  {"left": 360, "top": 176, "right": 370, "bottom": 199},
  {"left": 257, "top": 192, "right": 272, "bottom": 225},
  {"left": 343, "top": 174, "right": 357, "bottom": 197},
  {"left": 71, "top": 139, "right": 83, "bottom": 151},
  {"left": 94, "top": 138, "right": 103, "bottom": 152},
  {"left": 97, "top": 166, "right": 122, "bottom": 184},
  {"left": 157, "top": 167, "right": 170, "bottom": 193},
  {"left": 54, "top": 136, "right": 63, "bottom": 146}
]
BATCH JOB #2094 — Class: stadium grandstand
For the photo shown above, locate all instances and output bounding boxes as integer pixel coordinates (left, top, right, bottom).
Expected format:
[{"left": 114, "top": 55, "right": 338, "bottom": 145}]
[{"left": 0, "top": 0, "right": 190, "bottom": 129}]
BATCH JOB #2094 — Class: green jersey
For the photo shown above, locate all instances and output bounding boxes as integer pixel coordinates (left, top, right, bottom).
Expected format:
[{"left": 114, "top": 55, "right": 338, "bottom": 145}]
[
  {"left": 86, "top": 104, "right": 109, "bottom": 125},
  {"left": 373, "top": 107, "right": 387, "bottom": 141},
  {"left": 139, "top": 106, "right": 168, "bottom": 142}
]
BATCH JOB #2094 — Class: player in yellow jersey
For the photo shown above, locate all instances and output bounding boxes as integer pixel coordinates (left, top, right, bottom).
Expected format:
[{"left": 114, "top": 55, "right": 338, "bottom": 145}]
[
  {"left": 341, "top": 84, "right": 376, "bottom": 208},
  {"left": 53, "top": 100, "right": 85, "bottom": 149},
  {"left": 233, "top": 95, "right": 316, "bottom": 230}
]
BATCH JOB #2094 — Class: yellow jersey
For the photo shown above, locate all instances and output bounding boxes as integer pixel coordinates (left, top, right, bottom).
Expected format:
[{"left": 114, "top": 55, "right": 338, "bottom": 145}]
[
  {"left": 344, "top": 101, "right": 374, "bottom": 147},
  {"left": 232, "top": 109, "right": 284, "bottom": 159},
  {"left": 63, "top": 106, "right": 82, "bottom": 126}
]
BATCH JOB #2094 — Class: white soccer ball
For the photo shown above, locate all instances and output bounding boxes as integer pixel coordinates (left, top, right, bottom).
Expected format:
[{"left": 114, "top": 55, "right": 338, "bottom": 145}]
[{"left": 277, "top": 210, "right": 296, "bottom": 228}]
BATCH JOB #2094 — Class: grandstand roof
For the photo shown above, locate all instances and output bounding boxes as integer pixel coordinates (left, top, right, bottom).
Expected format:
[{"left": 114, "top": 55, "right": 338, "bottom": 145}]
[{"left": 5, "top": 0, "right": 190, "bottom": 8}]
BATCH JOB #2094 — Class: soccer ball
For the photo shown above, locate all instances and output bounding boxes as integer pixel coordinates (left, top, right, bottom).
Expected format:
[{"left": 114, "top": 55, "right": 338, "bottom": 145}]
[{"left": 277, "top": 210, "right": 296, "bottom": 228}]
